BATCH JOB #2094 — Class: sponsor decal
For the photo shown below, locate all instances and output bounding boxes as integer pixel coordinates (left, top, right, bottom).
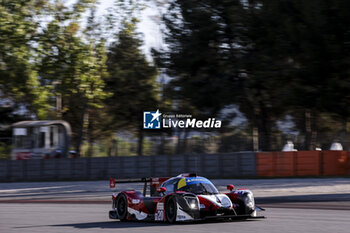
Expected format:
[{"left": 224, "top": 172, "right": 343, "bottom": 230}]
[
  {"left": 157, "top": 203, "right": 164, "bottom": 210},
  {"left": 151, "top": 178, "right": 159, "bottom": 184},
  {"left": 155, "top": 210, "right": 164, "bottom": 221},
  {"left": 131, "top": 199, "right": 140, "bottom": 204},
  {"left": 155, "top": 203, "right": 164, "bottom": 221},
  {"left": 186, "top": 178, "right": 209, "bottom": 183},
  {"left": 236, "top": 190, "right": 251, "bottom": 195},
  {"left": 177, "top": 178, "right": 187, "bottom": 189}
]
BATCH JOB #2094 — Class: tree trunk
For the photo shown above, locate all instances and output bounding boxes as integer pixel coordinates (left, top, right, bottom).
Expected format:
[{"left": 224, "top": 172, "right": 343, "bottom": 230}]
[
  {"left": 137, "top": 129, "right": 144, "bottom": 156},
  {"left": 158, "top": 133, "right": 165, "bottom": 155},
  {"left": 252, "top": 106, "right": 259, "bottom": 151},
  {"left": 304, "top": 109, "right": 317, "bottom": 150},
  {"left": 87, "top": 138, "right": 93, "bottom": 157},
  {"left": 87, "top": 113, "right": 94, "bottom": 157},
  {"left": 258, "top": 104, "right": 273, "bottom": 151},
  {"left": 183, "top": 129, "right": 189, "bottom": 154},
  {"left": 176, "top": 130, "right": 182, "bottom": 154},
  {"left": 340, "top": 118, "right": 347, "bottom": 145},
  {"left": 75, "top": 103, "right": 88, "bottom": 156},
  {"left": 253, "top": 126, "right": 259, "bottom": 151},
  {"left": 109, "top": 138, "right": 117, "bottom": 157}
]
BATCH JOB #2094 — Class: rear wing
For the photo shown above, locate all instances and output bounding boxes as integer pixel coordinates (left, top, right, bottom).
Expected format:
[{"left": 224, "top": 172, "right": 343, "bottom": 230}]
[{"left": 109, "top": 177, "right": 170, "bottom": 196}]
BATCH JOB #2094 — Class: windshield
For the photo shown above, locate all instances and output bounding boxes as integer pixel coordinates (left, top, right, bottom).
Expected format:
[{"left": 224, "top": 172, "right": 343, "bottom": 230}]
[{"left": 176, "top": 178, "right": 219, "bottom": 195}]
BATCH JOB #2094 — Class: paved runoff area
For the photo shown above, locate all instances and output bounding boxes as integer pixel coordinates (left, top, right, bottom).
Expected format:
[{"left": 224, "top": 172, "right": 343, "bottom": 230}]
[{"left": 0, "top": 178, "right": 350, "bottom": 203}]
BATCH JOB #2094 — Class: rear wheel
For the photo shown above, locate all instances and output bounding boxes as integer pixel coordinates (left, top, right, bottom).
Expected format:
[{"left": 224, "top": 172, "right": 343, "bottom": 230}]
[
  {"left": 166, "top": 196, "right": 177, "bottom": 223},
  {"left": 116, "top": 194, "right": 128, "bottom": 221}
]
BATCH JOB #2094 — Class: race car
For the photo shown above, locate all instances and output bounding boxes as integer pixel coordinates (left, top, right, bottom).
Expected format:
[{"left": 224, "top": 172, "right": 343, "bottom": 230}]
[{"left": 109, "top": 173, "right": 264, "bottom": 223}]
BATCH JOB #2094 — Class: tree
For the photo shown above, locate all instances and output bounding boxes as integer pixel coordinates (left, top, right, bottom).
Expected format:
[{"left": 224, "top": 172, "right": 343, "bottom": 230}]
[
  {"left": 37, "top": 1, "right": 110, "bottom": 155},
  {"left": 0, "top": 0, "right": 51, "bottom": 119},
  {"left": 280, "top": 0, "right": 350, "bottom": 149},
  {"left": 246, "top": 0, "right": 350, "bottom": 150},
  {"left": 160, "top": 0, "right": 350, "bottom": 151},
  {"left": 161, "top": 0, "right": 240, "bottom": 114},
  {"left": 160, "top": 0, "right": 288, "bottom": 151},
  {"left": 107, "top": 20, "right": 159, "bottom": 156},
  {"left": 234, "top": 0, "right": 294, "bottom": 151}
]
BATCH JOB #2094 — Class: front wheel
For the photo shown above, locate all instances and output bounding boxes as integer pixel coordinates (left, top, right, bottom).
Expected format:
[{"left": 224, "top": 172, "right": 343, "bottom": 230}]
[
  {"left": 166, "top": 196, "right": 177, "bottom": 223},
  {"left": 116, "top": 194, "right": 128, "bottom": 221}
]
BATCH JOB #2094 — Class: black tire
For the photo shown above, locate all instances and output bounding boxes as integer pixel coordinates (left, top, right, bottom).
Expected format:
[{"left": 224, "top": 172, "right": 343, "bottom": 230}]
[
  {"left": 236, "top": 199, "right": 247, "bottom": 215},
  {"left": 116, "top": 194, "right": 128, "bottom": 221},
  {"left": 234, "top": 198, "right": 251, "bottom": 220},
  {"left": 166, "top": 196, "right": 177, "bottom": 223}
]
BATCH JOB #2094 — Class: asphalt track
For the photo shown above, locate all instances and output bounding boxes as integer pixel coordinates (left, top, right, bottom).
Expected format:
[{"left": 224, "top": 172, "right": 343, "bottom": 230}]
[
  {"left": 1, "top": 178, "right": 350, "bottom": 233},
  {"left": 0, "top": 203, "right": 349, "bottom": 233}
]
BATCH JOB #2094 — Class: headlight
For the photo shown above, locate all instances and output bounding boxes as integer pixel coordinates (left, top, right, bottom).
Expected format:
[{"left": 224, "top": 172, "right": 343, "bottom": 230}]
[
  {"left": 244, "top": 193, "right": 255, "bottom": 209},
  {"left": 185, "top": 197, "right": 199, "bottom": 209},
  {"left": 220, "top": 196, "right": 232, "bottom": 208}
]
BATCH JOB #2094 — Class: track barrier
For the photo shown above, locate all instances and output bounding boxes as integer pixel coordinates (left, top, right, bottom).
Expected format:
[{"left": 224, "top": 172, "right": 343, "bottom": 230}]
[
  {"left": 257, "top": 151, "right": 350, "bottom": 177},
  {"left": 0, "top": 151, "right": 349, "bottom": 181}
]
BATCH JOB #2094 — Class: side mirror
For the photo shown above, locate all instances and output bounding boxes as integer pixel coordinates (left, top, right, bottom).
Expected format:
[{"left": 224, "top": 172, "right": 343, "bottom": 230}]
[
  {"left": 227, "top": 184, "right": 234, "bottom": 191},
  {"left": 157, "top": 187, "right": 167, "bottom": 193}
]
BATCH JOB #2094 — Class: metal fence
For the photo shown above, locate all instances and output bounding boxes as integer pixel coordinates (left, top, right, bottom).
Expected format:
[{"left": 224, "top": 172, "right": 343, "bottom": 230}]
[
  {"left": 0, "top": 152, "right": 256, "bottom": 182},
  {"left": 1, "top": 150, "right": 349, "bottom": 182}
]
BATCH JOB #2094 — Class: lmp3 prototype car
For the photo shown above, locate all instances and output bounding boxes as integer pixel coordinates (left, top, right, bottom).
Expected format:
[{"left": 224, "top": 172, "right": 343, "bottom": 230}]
[{"left": 109, "top": 173, "right": 264, "bottom": 223}]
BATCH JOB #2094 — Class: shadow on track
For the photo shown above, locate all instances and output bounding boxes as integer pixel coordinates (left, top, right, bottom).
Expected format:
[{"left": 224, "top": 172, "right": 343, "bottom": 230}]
[
  {"left": 14, "top": 221, "right": 168, "bottom": 229},
  {"left": 13, "top": 218, "right": 262, "bottom": 230},
  {"left": 48, "top": 219, "right": 260, "bottom": 229},
  {"left": 51, "top": 221, "right": 169, "bottom": 229}
]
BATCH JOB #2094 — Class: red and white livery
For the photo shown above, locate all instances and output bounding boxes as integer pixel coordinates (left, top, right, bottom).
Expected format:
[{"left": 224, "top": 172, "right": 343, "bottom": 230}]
[{"left": 109, "top": 173, "right": 265, "bottom": 223}]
